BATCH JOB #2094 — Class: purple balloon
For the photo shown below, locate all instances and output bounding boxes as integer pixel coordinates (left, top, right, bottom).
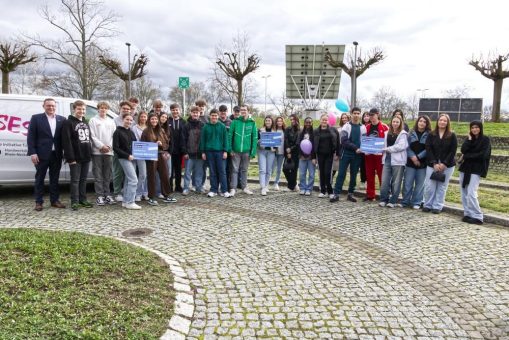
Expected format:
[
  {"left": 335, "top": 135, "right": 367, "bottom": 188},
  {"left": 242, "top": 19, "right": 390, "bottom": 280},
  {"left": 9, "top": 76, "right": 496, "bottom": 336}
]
[{"left": 300, "top": 139, "right": 312, "bottom": 154}]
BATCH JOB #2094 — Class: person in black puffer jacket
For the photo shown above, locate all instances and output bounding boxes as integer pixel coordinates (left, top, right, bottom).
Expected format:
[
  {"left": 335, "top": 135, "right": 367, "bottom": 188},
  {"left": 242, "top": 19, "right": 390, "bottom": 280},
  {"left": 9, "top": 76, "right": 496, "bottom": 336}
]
[
  {"left": 459, "top": 120, "right": 491, "bottom": 225},
  {"left": 283, "top": 114, "right": 300, "bottom": 191}
]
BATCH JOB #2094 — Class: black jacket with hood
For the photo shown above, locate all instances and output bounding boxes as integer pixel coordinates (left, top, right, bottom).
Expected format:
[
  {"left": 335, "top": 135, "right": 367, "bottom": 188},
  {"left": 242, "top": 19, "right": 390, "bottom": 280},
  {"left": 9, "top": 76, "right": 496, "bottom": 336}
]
[{"left": 62, "top": 115, "right": 92, "bottom": 163}]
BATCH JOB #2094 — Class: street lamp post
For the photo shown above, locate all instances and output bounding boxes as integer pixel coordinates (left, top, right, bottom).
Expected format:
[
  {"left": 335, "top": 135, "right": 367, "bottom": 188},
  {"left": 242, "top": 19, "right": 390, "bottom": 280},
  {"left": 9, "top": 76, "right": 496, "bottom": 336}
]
[
  {"left": 126, "top": 42, "right": 131, "bottom": 98},
  {"left": 352, "top": 41, "right": 359, "bottom": 107},
  {"left": 261, "top": 74, "right": 271, "bottom": 114},
  {"left": 417, "top": 88, "right": 429, "bottom": 98}
]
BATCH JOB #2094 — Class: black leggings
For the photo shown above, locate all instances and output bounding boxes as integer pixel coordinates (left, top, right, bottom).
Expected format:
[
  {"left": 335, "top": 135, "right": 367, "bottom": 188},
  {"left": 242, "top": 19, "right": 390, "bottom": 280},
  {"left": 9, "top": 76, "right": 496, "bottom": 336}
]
[{"left": 318, "top": 154, "right": 333, "bottom": 194}]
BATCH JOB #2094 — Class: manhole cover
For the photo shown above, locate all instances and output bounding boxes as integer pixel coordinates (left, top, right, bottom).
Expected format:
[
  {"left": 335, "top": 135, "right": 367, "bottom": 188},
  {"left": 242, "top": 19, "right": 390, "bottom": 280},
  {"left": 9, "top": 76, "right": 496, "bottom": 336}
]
[{"left": 122, "top": 228, "right": 153, "bottom": 238}]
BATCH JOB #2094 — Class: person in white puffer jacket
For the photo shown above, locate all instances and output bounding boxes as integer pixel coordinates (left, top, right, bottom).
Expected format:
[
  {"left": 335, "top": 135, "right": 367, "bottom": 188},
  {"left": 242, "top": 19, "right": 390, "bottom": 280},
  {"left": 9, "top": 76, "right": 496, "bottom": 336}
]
[{"left": 379, "top": 115, "right": 408, "bottom": 208}]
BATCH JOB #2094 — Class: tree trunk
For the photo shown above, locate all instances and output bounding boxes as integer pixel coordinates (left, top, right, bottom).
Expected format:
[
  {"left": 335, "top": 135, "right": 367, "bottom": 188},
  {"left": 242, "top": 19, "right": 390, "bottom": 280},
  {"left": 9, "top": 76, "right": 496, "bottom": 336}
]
[
  {"left": 237, "top": 78, "right": 243, "bottom": 106},
  {"left": 492, "top": 78, "right": 503, "bottom": 122},
  {"left": 1, "top": 71, "right": 8, "bottom": 94}
]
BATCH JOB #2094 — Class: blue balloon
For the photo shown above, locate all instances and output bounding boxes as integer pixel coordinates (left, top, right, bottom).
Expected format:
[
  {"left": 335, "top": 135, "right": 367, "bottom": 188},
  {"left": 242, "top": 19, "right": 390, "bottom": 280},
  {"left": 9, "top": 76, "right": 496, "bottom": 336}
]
[{"left": 335, "top": 99, "right": 350, "bottom": 112}]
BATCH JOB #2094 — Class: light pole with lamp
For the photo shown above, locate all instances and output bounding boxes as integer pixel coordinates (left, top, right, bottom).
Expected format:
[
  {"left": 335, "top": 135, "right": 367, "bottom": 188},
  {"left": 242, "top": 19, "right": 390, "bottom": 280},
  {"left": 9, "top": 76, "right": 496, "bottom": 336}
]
[
  {"left": 261, "top": 74, "right": 271, "bottom": 114},
  {"left": 126, "top": 42, "right": 131, "bottom": 98},
  {"left": 417, "top": 88, "right": 429, "bottom": 98},
  {"left": 352, "top": 41, "right": 359, "bottom": 107}
]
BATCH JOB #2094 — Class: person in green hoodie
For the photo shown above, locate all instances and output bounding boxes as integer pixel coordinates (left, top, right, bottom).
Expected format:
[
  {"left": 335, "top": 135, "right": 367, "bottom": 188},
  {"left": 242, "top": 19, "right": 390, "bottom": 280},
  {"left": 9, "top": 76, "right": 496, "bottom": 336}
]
[
  {"left": 200, "top": 109, "right": 231, "bottom": 198},
  {"left": 228, "top": 105, "right": 258, "bottom": 196}
]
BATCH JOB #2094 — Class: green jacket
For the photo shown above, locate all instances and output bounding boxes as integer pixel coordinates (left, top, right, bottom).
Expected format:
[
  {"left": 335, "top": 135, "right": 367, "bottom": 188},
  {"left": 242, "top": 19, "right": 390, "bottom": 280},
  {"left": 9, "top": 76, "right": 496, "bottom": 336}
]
[
  {"left": 199, "top": 121, "right": 230, "bottom": 152},
  {"left": 229, "top": 116, "right": 258, "bottom": 157}
]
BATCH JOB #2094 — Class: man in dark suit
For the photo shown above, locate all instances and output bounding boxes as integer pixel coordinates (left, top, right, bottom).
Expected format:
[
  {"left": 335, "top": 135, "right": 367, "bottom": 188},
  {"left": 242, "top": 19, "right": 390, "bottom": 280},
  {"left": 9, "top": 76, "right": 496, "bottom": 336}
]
[{"left": 27, "top": 98, "right": 66, "bottom": 211}]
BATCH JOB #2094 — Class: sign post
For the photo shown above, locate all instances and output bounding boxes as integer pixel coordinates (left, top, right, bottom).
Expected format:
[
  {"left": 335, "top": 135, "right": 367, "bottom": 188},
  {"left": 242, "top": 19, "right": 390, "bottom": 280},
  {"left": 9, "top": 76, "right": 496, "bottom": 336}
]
[{"left": 178, "top": 77, "right": 190, "bottom": 116}]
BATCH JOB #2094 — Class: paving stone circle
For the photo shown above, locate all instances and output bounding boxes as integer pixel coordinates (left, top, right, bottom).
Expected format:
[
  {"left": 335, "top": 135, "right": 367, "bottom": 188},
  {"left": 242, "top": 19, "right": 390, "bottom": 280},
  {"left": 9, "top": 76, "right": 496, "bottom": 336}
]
[{"left": 0, "top": 190, "right": 508, "bottom": 339}]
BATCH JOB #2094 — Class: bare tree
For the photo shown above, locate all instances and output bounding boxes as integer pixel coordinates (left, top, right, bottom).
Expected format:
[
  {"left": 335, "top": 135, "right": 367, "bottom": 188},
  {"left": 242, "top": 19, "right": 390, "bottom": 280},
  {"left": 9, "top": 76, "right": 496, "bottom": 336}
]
[
  {"left": 469, "top": 52, "right": 509, "bottom": 122},
  {"left": 99, "top": 53, "right": 148, "bottom": 97},
  {"left": 268, "top": 91, "right": 306, "bottom": 118},
  {"left": 370, "top": 86, "right": 407, "bottom": 119},
  {"left": 168, "top": 81, "right": 213, "bottom": 114},
  {"left": 132, "top": 77, "right": 162, "bottom": 111},
  {"left": 326, "top": 46, "right": 385, "bottom": 106},
  {"left": 27, "top": 0, "right": 119, "bottom": 99},
  {"left": 38, "top": 44, "right": 117, "bottom": 99},
  {"left": 215, "top": 32, "right": 260, "bottom": 106},
  {"left": 442, "top": 85, "right": 472, "bottom": 98},
  {"left": 0, "top": 41, "right": 37, "bottom": 93}
]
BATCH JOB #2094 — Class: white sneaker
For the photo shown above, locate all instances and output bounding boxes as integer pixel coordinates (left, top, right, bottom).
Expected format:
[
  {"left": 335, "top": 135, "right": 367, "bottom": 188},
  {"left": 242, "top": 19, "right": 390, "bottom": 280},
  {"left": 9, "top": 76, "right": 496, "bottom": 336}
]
[
  {"left": 299, "top": 190, "right": 305, "bottom": 195},
  {"left": 359, "top": 182, "right": 366, "bottom": 190},
  {"left": 386, "top": 203, "right": 395, "bottom": 208},
  {"left": 305, "top": 191, "right": 311, "bottom": 196},
  {"left": 158, "top": 194, "right": 165, "bottom": 199},
  {"left": 412, "top": 205, "right": 421, "bottom": 210},
  {"left": 105, "top": 196, "right": 116, "bottom": 204},
  {"left": 135, "top": 195, "right": 141, "bottom": 202},
  {"left": 182, "top": 189, "right": 189, "bottom": 196},
  {"left": 115, "top": 195, "right": 123, "bottom": 202},
  {"left": 318, "top": 193, "right": 326, "bottom": 198},
  {"left": 124, "top": 202, "right": 141, "bottom": 210},
  {"left": 329, "top": 194, "right": 335, "bottom": 199},
  {"left": 273, "top": 184, "right": 280, "bottom": 191},
  {"left": 96, "top": 196, "right": 105, "bottom": 206},
  {"left": 379, "top": 202, "right": 387, "bottom": 207},
  {"left": 229, "top": 189, "right": 236, "bottom": 197},
  {"left": 223, "top": 192, "right": 232, "bottom": 198},
  {"left": 190, "top": 187, "right": 196, "bottom": 192},
  {"left": 395, "top": 203, "right": 403, "bottom": 208},
  {"left": 207, "top": 192, "right": 217, "bottom": 198},
  {"left": 261, "top": 188, "right": 267, "bottom": 196},
  {"left": 243, "top": 188, "right": 254, "bottom": 195},
  {"left": 295, "top": 184, "right": 300, "bottom": 191}
]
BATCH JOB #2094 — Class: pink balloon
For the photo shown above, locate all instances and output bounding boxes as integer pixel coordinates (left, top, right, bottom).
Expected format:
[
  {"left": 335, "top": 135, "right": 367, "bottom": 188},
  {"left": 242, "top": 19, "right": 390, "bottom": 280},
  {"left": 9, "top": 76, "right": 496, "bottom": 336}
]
[
  {"left": 328, "top": 112, "right": 337, "bottom": 126},
  {"left": 300, "top": 139, "right": 312, "bottom": 154}
]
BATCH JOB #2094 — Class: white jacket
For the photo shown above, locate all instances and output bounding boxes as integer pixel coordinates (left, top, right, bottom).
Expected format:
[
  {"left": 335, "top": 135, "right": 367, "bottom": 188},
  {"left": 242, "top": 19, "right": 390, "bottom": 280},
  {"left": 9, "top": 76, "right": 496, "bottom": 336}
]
[
  {"left": 89, "top": 115, "right": 116, "bottom": 155},
  {"left": 382, "top": 130, "right": 408, "bottom": 166}
]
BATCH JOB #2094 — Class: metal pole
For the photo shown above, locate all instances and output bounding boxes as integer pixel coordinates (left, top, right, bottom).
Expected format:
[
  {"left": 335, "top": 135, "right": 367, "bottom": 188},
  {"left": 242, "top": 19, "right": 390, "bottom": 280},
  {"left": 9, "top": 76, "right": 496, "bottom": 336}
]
[
  {"left": 262, "top": 75, "right": 271, "bottom": 114},
  {"left": 352, "top": 41, "right": 358, "bottom": 107},
  {"left": 126, "top": 42, "right": 131, "bottom": 98},
  {"left": 183, "top": 88, "right": 186, "bottom": 117}
]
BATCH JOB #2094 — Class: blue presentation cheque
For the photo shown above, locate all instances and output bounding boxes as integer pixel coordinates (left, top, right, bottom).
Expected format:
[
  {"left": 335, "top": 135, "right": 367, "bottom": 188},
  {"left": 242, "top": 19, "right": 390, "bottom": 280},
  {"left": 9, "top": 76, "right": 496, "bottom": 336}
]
[
  {"left": 360, "top": 136, "right": 385, "bottom": 154},
  {"left": 260, "top": 132, "right": 283, "bottom": 147},
  {"left": 132, "top": 141, "right": 158, "bottom": 161}
]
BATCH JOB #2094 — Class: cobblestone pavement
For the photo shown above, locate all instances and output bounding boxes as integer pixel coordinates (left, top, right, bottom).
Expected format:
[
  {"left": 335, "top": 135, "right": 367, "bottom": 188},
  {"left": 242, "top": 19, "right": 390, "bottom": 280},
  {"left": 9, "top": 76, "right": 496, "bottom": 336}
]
[{"left": 1, "top": 190, "right": 508, "bottom": 339}]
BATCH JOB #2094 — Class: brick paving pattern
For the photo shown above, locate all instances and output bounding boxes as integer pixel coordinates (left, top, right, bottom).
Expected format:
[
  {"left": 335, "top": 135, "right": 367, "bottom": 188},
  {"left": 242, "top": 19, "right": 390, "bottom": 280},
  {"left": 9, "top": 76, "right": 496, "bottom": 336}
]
[{"left": 1, "top": 191, "right": 508, "bottom": 339}]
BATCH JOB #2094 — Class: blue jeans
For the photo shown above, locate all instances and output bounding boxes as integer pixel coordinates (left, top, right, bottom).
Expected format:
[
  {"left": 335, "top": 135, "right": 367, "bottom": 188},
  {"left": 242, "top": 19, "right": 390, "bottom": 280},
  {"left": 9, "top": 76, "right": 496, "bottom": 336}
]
[
  {"left": 299, "top": 159, "right": 316, "bottom": 191},
  {"left": 184, "top": 158, "right": 204, "bottom": 191},
  {"left": 258, "top": 149, "right": 276, "bottom": 188},
  {"left": 379, "top": 163, "right": 405, "bottom": 204},
  {"left": 272, "top": 154, "right": 285, "bottom": 185},
  {"left": 459, "top": 172, "right": 483, "bottom": 221},
  {"left": 134, "top": 159, "right": 147, "bottom": 197},
  {"left": 334, "top": 152, "right": 362, "bottom": 195},
  {"left": 401, "top": 167, "right": 426, "bottom": 207},
  {"left": 424, "top": 166, "right": 454, "bottom": 211},
  {"left": 206, "top": 151, "right": 227, "bottom": 193},
  {"left": 119, "top": 158, "right": 138, "bottom": 204}
]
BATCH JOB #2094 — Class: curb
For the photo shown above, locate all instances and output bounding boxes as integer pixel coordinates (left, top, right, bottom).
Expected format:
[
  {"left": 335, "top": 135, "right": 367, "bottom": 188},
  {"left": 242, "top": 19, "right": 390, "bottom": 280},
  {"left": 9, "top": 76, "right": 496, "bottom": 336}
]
[{"left": 246, "top": 178, "right": 509, "bottom": 228}]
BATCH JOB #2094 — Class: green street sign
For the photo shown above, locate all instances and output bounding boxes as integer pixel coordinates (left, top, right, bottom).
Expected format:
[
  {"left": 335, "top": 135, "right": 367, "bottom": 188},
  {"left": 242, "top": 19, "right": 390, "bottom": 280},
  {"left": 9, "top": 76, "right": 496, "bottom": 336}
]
[{"left": 178, "top": 77, "right": 190, "bottom": 89}]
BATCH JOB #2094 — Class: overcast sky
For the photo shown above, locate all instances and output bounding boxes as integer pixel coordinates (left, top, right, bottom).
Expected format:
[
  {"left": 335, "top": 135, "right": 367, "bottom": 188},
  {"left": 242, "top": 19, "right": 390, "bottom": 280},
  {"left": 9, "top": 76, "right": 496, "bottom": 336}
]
[{"left": 2, "top": 0, "right": 509, "bottom": 110}]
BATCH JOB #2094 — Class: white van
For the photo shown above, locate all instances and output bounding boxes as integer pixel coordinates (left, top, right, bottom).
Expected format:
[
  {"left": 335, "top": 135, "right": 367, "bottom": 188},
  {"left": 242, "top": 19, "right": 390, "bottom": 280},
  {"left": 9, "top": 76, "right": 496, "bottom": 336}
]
[{"left": 0, "top": 94, "right": 117, "bottom": 185}]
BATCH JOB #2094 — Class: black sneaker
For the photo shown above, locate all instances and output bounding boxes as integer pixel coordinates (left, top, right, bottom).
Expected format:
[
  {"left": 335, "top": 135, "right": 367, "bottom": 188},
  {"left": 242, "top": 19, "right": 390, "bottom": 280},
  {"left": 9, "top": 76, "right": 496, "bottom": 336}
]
[
  {"left": 330, "top": 195, "right": 339, "bottom": 203},
  {"left": 147, "top": 198, "right": 159, "bottom": 206},
  {"left": 431, "top": 209, "right": 441, "bottom": 214},
  {"left": 362, "top": 197, "right": 375, "bottom": 202},
  {"left": 422, "top": 207, "right": 431, "bottom": 212},
  {"left": 462, "top": 216, "right": 472, "bottom": 223},
  {"left": 467, "top": 218, "right": 483, "bottom": 225},
  {"left": 162, "top": 196, "right": 177, "bottom": 203},
  {"left": 347, "top": 194, "right": 357, "bottom": 202}
]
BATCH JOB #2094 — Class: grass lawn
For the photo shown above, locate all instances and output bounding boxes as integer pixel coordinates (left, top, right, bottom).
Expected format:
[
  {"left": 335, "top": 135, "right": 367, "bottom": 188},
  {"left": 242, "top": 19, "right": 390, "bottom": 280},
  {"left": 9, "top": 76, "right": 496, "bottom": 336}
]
[
  {"left": 0, "top": 229, "right": 174, "bottom": 339},
  {"left": 446, "top": 184, "right": 509, "bottom": 214}
]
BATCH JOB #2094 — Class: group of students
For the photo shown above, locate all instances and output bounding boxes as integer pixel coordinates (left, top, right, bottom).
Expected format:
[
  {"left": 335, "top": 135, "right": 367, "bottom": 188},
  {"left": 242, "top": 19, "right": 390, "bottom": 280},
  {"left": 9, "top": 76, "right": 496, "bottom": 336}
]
[
  {"left": 315, "top": 107, "right": 490, "bottom": 225},
  {"left": 28, "top": 97, "right": 491, "bottom": 224}
]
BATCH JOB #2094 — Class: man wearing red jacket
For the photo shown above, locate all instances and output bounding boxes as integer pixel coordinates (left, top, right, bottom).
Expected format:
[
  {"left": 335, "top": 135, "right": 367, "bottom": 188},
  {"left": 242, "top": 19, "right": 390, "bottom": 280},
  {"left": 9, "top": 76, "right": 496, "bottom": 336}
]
[{"left": 364, "top": 108, "right": 389, "bottom": 201}]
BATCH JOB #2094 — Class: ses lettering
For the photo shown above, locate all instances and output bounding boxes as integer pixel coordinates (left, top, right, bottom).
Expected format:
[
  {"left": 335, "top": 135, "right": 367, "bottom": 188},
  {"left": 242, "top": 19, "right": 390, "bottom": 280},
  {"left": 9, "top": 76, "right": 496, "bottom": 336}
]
[{"left": 0, "top": 115, "right": 30, "bottom": 136}]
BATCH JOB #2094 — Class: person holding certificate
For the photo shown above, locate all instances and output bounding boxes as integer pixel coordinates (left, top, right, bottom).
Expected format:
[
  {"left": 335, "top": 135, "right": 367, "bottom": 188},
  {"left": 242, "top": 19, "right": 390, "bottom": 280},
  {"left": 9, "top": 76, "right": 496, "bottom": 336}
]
[
  {"left": 258, "top": 116, "right": 277, "bottom": 196},
  {"left": 378, "top": 115, "right": 408, "bottom": 208},
  {"left": 363, "top": 108, "right": 389, "bottom": 201}
]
